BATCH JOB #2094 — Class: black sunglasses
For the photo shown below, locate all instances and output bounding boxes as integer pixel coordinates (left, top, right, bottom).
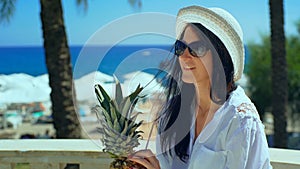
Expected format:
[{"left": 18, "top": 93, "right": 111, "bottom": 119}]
[{"left": 174, "top": 40, "right": 209, "bottom": 58}]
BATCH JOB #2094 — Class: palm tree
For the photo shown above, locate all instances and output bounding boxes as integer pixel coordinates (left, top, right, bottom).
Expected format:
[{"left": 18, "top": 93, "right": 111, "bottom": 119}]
[
  {"left": 39, "top": 0, "right": 83, "bottom": 139},
  {"left": 1, "top": 0, "right": 139, "bottom": 168},
  {"left": 0, "top": 0, "right": 15, "bottom": 23},
  {"left": 1, "top": 0, "right": 143, "bottom": 140},
  {"left": 269, "top": 0, "right": 288, "bottom": 148},
  {"left": 0, "top": 0, "right": 85, "bottom": 139}
]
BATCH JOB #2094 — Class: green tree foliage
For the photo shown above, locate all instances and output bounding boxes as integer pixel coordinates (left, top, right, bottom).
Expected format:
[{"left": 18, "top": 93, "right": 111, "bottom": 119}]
[
  {"left": 286, "top": 30, "right": 300, "bottom": 114},
  {"left": 247, "top": 37, "right": 272, "bottom": 116},
  {"left": 247, "top": 21, "right": 300, "bottom": 117}
]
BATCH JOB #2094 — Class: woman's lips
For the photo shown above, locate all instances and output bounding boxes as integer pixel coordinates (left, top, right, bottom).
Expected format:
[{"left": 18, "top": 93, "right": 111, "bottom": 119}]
[
  {"left": 183, "top": 66, "right": 196, "bottom": 70},
  {"left": 180, "top": 60, "right": 196, "bottom": 70}
]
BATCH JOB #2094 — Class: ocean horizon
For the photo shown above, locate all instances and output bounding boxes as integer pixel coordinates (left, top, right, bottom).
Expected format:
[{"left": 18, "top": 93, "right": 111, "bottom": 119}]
[
  {"left": 0, "top": 45, "right": 173, "bottom": 80},
  {"left": 0, "top": 44, "right": 248, "bottom": 81}
]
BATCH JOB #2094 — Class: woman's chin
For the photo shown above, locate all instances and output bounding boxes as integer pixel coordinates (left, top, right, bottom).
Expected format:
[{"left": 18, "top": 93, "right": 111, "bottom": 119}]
[{"left": 181, "top": 76, "right": 195, "bottom": 84}]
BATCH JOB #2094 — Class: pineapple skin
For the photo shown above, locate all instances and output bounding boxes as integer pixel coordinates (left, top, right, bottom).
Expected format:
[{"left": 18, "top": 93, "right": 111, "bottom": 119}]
[{"left": 110, "top": 157, "right": 146, "bottom": 169}]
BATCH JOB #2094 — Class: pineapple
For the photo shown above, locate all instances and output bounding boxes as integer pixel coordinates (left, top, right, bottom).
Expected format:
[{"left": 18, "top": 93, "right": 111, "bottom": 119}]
[{"left": 94, "top": 77, "right": 146, "bottom": 169}]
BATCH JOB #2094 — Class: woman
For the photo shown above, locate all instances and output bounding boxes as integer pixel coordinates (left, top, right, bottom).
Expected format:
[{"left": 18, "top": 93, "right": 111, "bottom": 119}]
[{"left": 129, "top": 5, "right": 272, "bottom": 169}]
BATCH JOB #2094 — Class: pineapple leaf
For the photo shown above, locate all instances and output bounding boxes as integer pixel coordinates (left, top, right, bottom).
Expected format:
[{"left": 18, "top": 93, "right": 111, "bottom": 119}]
[
  {"left": 95, "top": 106, "right": 115, "bottom": 129},
  {"left": 129, "top": 112, "right": 142, "bottom": 123},
  {"left": 130, "top": 121, "right": 143, "bottom": 135},
  {"left": 121, "top": 96, "right": 132, "bottom": 119},
  {"left": 120, "top": 121, "right": 128, "bottom": 136},
  {"left": 111, "top": 99, "right": 119, "bottom": 113},
  {"left": 110, "top": 103, "right": 118, "bottom": 123},
  {"left": 113, "top": 118, "right": 121, "bottom": 132},
  {"left": 95, "top": 105, "right": 112, "bottom": 124},
  {"left": 95, "top": 84, "right": 111, "bottom": 113},
  {"left": 128, "top": 84, "right": 144, "bottom": 102},
  {"left": 110, "top": 100, "right": 122, "bottom": 121},
  {"left": 127, "top": 98, "right": 139, "bottom": 118},
  {"left": 110, "top": 99, "right": 125, "bottom": 129},
  {"left": 113, "top": 75, "right": 123, "bottom": 108},
  {"left": 94, "top": 81, "right": 146, "bottom": 157},
  {"left": 118, "top": 113, "right": 125, "bottom": 129},
  {"left": 126, "top": 120, "right": 143, "bottom": 136}
]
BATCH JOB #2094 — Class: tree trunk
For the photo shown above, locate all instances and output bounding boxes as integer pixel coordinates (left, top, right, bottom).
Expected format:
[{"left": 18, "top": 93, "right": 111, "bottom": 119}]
[
  {"left": 39, "top": 0, "right": 81, "bottom": 139},
  {"left": 269, "top": 0, "right": 288, "bottom": 148}
]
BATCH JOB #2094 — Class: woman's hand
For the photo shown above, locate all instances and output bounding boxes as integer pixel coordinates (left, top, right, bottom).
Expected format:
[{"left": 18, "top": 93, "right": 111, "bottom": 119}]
[{"left": 128, "top": 149, "right": 161, "bottom": 169}]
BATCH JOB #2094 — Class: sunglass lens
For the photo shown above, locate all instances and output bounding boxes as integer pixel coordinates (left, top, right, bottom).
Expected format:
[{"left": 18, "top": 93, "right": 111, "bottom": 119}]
[
  {"left": 174, "top": 40, "right": 208, "bottom": 57},
  {"left": 175, "top": 40, "right": 186, "bottom": 56},
  {"left": 189, "top": 41, "right": 208, "bottom": 57}
]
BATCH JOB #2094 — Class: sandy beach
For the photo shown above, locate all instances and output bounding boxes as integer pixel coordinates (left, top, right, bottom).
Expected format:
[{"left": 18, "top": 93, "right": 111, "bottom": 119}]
[
  {"left": 0, "top": 111, "right": 159, "bottom": 141},
  {"left": 0, "top": 71, "right": 164, "bottom": 140},
  {"left": 0, "top": 94, "right": 162, "bottom": 141}
]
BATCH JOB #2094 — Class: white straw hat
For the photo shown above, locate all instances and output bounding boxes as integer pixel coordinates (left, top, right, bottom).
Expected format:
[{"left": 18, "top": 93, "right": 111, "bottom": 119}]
[{"left": 176, "top": 5, "right": 245, "bottom": 81}]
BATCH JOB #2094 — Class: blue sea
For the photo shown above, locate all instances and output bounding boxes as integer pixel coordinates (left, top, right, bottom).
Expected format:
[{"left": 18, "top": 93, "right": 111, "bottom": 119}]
[
  {"left": 0, "top": 45, "right": 249, "bottom": 82},
  {"left": 0, "top": 45, "right": 173, "bottom": 80}
]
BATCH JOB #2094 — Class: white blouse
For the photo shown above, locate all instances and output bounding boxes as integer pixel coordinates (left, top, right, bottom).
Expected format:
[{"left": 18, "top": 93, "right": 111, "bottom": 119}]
[{"left": 156, "top": 86, "right": 273, "bottom": 169}]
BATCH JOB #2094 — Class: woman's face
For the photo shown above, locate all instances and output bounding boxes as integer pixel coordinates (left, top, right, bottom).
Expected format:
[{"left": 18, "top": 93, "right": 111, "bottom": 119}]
[{"left": 178, "top": 25, "right": 213, "bottom": 84}]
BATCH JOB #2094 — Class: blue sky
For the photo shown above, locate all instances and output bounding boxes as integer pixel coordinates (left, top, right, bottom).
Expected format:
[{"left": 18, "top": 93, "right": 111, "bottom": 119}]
[{"left": 1, "top": 0, "right": 300, "bottom": 46}]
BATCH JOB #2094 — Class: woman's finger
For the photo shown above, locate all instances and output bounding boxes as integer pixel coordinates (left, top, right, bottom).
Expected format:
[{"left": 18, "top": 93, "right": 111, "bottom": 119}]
[
  {"left": 129, "top": 156, "right": 152, "bottom": 169},
  {"left": 131, "top": 149, "right": 159, "bottom": 165},
  {"left": 128, "top": 149, "right": 160, "bottom": 169}
]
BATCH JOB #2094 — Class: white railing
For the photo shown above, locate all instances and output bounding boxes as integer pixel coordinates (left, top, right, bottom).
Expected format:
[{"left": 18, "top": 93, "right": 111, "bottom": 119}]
[
  {"left": 0, "top": 139, "right": 156, "bottom": 169},
  {"left": 269, "top": 148, "right": 300, "bottom": 169},
  {"left": 0, "top": 139, "right": 299, "bottom": 169}
]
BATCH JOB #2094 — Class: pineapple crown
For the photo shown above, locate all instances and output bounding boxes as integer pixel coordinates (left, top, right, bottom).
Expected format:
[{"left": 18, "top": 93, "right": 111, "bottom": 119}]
[{"left": 94, "top": 76, "right": 145, "bottom": 157}]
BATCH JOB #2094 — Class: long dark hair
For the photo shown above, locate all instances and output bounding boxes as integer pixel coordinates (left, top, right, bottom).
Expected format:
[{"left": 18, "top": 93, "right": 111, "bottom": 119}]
[{"left": 158, "top": 23, "right": 236, "bottom": 162}]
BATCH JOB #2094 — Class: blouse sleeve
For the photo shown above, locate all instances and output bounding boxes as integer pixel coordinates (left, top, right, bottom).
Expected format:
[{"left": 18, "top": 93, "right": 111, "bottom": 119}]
[{"left": 225, "top": 104, "right": 273, "bottom": 169}]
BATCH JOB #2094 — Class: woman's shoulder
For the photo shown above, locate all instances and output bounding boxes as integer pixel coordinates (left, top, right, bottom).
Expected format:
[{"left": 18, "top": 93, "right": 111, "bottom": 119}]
[
  {"left": 228, "top": 86, "right": 260, "bottom": 117},
  {"left": 224, "top": 86, "right": 263, "bottom": 131}
]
